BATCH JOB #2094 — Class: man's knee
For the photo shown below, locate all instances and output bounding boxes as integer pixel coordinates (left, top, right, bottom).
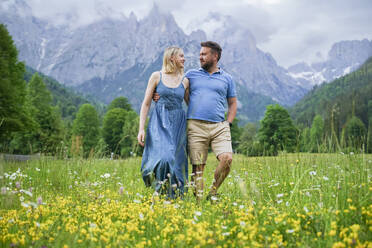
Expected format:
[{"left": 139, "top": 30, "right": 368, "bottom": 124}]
[{"left": 218, "top": 153, "right": 233, "bottom": 164}]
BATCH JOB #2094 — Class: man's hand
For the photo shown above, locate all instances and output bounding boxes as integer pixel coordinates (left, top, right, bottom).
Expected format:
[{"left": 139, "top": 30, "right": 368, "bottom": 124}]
[
  {"left": 153, "top": 92, "right": 160, "bottom": 102},
  {"left": 137, "top": 130, "right": 145, "bottom": 147}
]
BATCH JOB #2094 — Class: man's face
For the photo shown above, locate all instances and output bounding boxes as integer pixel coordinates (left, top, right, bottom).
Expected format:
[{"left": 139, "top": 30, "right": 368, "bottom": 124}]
[{"left": 199, "top": 47, "right": 217, "bottom": 71}]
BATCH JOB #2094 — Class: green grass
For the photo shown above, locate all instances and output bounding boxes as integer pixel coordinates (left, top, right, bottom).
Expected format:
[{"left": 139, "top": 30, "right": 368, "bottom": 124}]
[{"left": 0, "top": 153, "right": 371, "bottom": 247}]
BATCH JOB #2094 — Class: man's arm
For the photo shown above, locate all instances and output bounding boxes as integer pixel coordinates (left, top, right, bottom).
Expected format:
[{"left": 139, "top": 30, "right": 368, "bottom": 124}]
[{"left": 226, "top": 97, "right": 237, "bottom": 124}]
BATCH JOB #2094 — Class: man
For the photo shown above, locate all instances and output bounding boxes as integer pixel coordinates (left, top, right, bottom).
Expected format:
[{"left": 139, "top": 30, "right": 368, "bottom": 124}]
[
  {"left": 155, "top": 41, "right": 237, "bottom": 200},
  {"left": 186, "top": 41, "right": 237, "bottom": 200}
]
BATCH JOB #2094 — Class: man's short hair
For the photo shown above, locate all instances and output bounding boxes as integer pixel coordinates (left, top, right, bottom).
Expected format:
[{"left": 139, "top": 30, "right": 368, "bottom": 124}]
[{"left": 201, "top": 41, "right": 222, "bottom": 61}]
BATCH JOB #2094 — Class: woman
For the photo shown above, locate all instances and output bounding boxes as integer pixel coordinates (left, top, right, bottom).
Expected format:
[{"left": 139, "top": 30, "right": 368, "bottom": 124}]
[{"left": 137, "top": 46, "right": 189, "bottom": 198}]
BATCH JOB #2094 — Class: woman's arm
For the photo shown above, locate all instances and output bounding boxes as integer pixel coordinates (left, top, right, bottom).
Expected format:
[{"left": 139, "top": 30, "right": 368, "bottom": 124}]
[{"left": 137, "top": 71, "right": 160, "bottom": 146}]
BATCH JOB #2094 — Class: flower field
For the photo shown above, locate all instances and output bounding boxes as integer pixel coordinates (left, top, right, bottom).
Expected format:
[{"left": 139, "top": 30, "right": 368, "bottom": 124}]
[{"left": 1, "top": 153, "right": 371, "bottom": 247}]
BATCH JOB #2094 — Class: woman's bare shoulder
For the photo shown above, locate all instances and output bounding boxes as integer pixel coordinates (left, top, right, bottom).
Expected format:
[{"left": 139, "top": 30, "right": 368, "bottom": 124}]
[{"left": 149, "top": 71, "right": 161, "bottom": 86}]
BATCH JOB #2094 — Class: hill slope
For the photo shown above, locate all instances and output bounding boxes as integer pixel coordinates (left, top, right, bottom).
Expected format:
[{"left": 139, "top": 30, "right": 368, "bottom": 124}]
[
  {"left": 290, "top": 57, "right": 372, "bottom": 127},
  {"left": 24, "top": 66, "right": 105, "bottom": 122}
]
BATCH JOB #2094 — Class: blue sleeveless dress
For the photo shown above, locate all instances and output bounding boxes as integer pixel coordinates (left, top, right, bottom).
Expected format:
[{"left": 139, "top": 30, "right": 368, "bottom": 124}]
[{"left": 141, "top": 72, "right": 188, "bottom": 198}]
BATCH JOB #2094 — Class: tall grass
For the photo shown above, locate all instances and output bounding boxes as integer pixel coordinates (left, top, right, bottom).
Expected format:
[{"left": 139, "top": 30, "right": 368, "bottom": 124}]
[{"left": 1, "top": 153, "right": 371, "bottom": 247}]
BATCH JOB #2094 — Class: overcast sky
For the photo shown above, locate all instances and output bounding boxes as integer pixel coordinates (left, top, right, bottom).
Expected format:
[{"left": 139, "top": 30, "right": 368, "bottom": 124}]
[{"left": 23, "top": 0, "right": 372, "bottom": 67}]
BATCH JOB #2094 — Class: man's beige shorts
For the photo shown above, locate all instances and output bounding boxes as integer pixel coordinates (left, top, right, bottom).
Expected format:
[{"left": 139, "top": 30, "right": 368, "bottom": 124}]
[{"left": 187, "top": 119, "right": 233, "bottom": 165}]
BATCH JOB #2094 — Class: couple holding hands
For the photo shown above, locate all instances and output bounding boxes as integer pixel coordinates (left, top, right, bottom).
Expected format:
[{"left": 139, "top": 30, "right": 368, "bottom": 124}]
[{"left": 137, "top": 41, "right": 237, "bottom": 200}]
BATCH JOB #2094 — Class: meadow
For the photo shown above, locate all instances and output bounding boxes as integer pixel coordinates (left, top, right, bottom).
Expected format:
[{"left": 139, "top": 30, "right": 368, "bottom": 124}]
[{"left": 0, "top": 153, "right": 371, "bottom": 247}]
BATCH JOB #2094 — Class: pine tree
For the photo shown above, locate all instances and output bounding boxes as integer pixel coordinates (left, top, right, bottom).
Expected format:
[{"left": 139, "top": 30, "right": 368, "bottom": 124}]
[
  {"left": 300, "top": 127, "right": 310, "bottom": 152},
  {"left": 102, "top": 108, "right": 128, "bottom": 155},
  {"left": 0, "top": 24, "right": 30, "bottom": 141},
  {"left": 25, "top": 73, "right": 64, "bottom": 154},
  {"left": 72, "top": 104, "right": 100, "bottom": 157},
  {"left": 310, "top": 115, "right": 324, "bottom": 152},
  {"left": 107, "top": 96, "right": 132, "bottom": 112},
  {"left": 344, "top": 116, "right": 366, "bottom": 151},
  {"left": 258, "top": 104, "right": 298, "bottom": 155}
]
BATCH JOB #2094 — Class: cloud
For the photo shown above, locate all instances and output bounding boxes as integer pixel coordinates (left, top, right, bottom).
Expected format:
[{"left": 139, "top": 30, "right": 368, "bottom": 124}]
[
  {"left": 257, "top": 0, "right": 372, "bottom": 66},
  {"left": 23, "top": 0, "right": 372, "bottom": 67}
]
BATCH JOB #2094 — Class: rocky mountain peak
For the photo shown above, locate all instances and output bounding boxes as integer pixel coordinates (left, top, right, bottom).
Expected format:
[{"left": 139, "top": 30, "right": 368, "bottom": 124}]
[{"left": 288, "top": 39, "right": 372, "bottom": 87}]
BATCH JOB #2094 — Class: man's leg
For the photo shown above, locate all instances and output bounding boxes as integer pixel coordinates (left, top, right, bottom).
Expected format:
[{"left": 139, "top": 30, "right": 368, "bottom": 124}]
[
  {"left": 210, "top": 152, "right": 232, "bottom": 195},
  {"left": 209, "top": 121, "right": 233, "bottom": 196},
  {"left": 191, "top": 164, "right": 205, "bottom": 201},
  {"left": 187, "top": 120, "right": 209, "bottom": 201}
]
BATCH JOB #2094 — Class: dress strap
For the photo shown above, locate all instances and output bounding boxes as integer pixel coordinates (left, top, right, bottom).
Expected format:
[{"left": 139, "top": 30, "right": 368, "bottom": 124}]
[{"left": 180, "top": 75, "right": 186, "bottom": 88}]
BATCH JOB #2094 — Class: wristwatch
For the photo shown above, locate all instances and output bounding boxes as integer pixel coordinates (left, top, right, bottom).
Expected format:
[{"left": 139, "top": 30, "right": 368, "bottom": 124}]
[{"left": 228, "top": 122, "right": 232, "bottom": 128}]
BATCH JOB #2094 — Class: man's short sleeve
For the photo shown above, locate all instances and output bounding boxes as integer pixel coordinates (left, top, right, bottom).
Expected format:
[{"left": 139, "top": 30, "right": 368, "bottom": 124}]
[
  {"left": 227, "top": 77, "right": 237, "bottom": 98},
  {"left": 185, "top": 70, "right": 192, "bottom": 78}
]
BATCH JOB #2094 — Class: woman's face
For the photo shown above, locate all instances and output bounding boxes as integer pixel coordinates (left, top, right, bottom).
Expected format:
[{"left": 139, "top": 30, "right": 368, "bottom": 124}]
[{"left": 172, "top": 51, "right": 185, "bottom": 69}]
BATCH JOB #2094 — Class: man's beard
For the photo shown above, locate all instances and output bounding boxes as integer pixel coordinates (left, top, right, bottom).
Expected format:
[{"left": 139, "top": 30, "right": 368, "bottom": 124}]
[{"left": 201, "top": 60, "right": 213, "bottom": 71}]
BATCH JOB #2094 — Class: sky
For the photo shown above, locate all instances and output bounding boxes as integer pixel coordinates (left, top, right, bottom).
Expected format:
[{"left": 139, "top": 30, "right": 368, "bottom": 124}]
[{"left": 20, "top": 0, "right": 372, "bottom": 67}]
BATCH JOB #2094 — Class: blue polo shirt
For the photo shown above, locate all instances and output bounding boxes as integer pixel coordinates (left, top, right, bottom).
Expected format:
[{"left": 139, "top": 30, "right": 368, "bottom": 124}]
[{"left": 185, "top": 68, "right": 237, "bottom": 122}]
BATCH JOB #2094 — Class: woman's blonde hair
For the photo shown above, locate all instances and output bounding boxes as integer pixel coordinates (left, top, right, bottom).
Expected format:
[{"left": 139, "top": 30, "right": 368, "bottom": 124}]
[{"left": 162, "top": 46, "right": 184, "bottom": 75}]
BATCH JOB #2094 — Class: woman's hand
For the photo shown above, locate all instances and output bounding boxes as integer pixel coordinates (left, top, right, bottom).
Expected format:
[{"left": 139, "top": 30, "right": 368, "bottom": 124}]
[{"left": 137, "top": 130, "right": 145, "bottom": 147}]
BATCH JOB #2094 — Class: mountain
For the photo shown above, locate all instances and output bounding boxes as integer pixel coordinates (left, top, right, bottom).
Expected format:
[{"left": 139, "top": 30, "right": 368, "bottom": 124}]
[
  {"left": 208, "top": 14, "right": 307, "bottom": 105},
  {"left": 290, "top": 56, "right": 372, "bottom": 128},
  {"left": 288, "top": 39, "right": 372, "bottom": 87},
  {"left": 5, "top": 0, "right": 369, "bottom": 123}
]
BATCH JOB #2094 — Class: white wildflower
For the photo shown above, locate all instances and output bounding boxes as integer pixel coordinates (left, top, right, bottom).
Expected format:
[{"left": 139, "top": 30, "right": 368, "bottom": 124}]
[
  {"left": 101, "top": 173, "right": 111, "bottom": 179},
  {"left": 21, "top": 202, "right": 29, "bottom": 208},
  {"left": 194, "top": 211, "right": 202, "bottom": 216},
  {"left": 304, "top": 206, "right": 309, "bottom": 213},
  {"left": 20, "top": 189, "right": 32, "bottom": 197},
  {"left": 139, "top": 213, "right": 144, "bottom": 220}
]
